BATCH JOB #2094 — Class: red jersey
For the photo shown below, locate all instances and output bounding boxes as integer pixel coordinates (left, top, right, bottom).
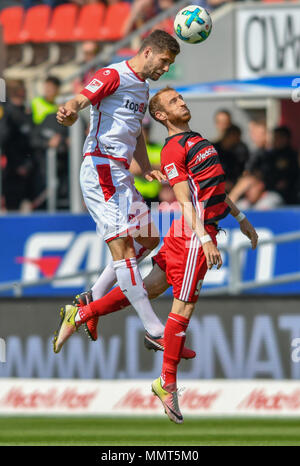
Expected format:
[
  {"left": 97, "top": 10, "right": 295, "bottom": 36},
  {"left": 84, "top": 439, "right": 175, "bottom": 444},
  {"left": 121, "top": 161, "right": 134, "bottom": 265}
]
[{"left": 161, "top": 131, "right": 230, "bottom": 225}]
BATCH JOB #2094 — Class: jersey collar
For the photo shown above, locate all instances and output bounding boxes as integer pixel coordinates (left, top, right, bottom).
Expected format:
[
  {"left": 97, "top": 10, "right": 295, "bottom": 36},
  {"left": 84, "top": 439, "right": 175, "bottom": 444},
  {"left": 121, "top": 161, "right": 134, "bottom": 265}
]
[{"left": 165, "top": 131, "right": 197, "bottom": 142}]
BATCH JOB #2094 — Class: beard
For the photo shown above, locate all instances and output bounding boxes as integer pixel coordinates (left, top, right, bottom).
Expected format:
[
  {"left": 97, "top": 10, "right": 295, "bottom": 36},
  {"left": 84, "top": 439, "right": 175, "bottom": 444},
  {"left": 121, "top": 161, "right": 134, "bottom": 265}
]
[
  {"left": 167, "top": 110, "right": 191, "bottom": 125},
  {"left": 143, "top": 59, "right": 162, "bottom": 81}
]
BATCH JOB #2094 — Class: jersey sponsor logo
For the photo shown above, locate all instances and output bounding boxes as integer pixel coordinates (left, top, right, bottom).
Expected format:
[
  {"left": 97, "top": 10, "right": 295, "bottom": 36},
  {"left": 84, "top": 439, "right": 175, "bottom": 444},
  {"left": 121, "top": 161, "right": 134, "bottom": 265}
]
[
  {"left": 195, "top": 146, "right": 217, "bottom": 163},
  {"left": 124, "top": 99, "right": 147, "bottom": 114},
  {"left": 86, "top": 79, "right": 104, "bottom": 93},
  {"left": 103, "top": 70, "right": 111, "bottom": 76},
  {"left": 165, "top": 163, "right": 179, "bottom": 180}
]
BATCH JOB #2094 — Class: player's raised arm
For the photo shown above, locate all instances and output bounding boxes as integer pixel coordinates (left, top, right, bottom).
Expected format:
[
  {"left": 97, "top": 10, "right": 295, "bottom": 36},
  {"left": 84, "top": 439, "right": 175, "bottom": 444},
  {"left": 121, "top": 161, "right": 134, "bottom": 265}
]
[
  {"left": 133, "top": 130, "right": 166, "bottom": 182},
  {"left": 173, "top": 180, "right": 223, "bottom": 270},
  {"left": 56, "top": 94, "right": 90, "bottom": 127},
  {"left": 225, "top": 194, "right": 259, "bottom": 250}
]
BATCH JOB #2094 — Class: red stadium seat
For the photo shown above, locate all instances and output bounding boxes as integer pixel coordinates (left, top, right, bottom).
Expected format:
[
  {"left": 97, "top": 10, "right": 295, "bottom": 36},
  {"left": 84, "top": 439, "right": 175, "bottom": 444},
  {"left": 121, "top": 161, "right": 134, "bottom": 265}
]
[
  {"left": 19, "top": 5, "right": 51, "bottom": 43},
  {"left": 0, "top": 6, "right": 24, "bottom": 45},
  {"left": 98, "top": 2, "right": 131, "bottom": 41},
  {"left": 74, "top": 4, "right": 106, "bottom": 41},
  {"left": 46, "top": 4, "right": 79, "bottom": 42}
]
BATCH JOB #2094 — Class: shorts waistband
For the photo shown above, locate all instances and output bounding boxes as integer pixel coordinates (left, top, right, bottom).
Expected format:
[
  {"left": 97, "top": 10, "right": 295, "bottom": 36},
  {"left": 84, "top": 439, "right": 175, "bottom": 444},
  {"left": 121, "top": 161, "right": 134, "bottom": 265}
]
[{"left": 84, "top": 152, "right": 130, "bottom": 169}]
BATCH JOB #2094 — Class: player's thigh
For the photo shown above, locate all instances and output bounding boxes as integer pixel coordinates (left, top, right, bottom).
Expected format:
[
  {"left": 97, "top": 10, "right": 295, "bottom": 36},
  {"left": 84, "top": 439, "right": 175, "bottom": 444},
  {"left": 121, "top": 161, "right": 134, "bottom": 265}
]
[
  {"left": 166, "top": 234, "right": 205, "bottom": 303},
  {"left": 107, "top": 236, "right": 135, "bottom": 261},
  {"left": 134, "top": 225, "right": 160, "bottom": 250},
  {"left": 80, "top": 157, "right": 138, "bottom": 243},
  {"left": 130, "top": 187, "right": 160, "bottom": 250},
  {"left": 144, "top": 263, "right": 170, "bottom": 299}
]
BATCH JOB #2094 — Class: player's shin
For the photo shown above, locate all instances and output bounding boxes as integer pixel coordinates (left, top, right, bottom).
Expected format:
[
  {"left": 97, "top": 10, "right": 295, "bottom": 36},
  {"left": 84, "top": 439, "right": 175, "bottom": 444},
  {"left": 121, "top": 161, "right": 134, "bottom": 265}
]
[
  {"left": 75, "top": 287, "right": 130, "bottom": 324},
  {"left": 113, "top": 257, "right": 165, "bottom": 337},
  {"left": 161, "top": 312, "right": 190, "bottom": 390}
]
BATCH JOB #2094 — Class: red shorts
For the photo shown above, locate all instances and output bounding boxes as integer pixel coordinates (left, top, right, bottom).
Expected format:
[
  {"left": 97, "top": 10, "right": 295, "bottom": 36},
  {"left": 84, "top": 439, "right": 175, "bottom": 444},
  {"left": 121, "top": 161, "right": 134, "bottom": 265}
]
[{"left": 152, "top": 220, "right": 218, "bottom": 303}]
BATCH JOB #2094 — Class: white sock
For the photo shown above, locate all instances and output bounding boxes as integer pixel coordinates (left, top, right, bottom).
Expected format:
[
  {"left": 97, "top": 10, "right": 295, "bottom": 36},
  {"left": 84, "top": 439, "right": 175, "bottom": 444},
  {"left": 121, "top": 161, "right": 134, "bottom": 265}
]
[
  {"left": 91, "top": 262, "right": 116, "bottom": 300},
  {"left": 113, "top": 257, "right": 164, "bottom": 337},
  {"left": 91, "top": 240, "right": 150, "bottom": 300}
]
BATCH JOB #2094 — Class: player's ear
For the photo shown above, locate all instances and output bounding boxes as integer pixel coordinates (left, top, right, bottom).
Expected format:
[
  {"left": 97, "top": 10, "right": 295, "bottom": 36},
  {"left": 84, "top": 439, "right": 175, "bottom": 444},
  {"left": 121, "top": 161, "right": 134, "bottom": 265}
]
[
  {"left": 155, "top": 110, "right": 167, "bottom": 124},
  {"left": 144, "top": 46, "right": 152, "bottom": 59}
]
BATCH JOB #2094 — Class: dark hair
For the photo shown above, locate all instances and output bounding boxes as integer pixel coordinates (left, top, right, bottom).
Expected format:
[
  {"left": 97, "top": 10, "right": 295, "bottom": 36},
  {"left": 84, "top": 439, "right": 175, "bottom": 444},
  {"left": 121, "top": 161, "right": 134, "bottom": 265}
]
[
  {"left": 45, "top": 76, "right": 61, "bottom": 87},
  {"left": 6, "top": 79, "right": 25, "bottom": 98},
  {"left": 273, "top": 125, "right": 291, "bottom": 139},
  {"left": 139, "top": 30, "right": 180, "bottom": 56},
  {"left": 224, "top": 124, "right": 241, "bottom": 137},
  {"left": 149, "top": 86, "right": 174, "bottom": 126}
]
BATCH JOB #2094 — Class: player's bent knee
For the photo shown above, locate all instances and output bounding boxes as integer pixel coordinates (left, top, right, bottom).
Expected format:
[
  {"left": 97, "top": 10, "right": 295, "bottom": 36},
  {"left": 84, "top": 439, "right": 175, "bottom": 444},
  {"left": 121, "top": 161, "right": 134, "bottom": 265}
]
[{"left": 147, "top": 290, "right": 159, "bottom": 300}]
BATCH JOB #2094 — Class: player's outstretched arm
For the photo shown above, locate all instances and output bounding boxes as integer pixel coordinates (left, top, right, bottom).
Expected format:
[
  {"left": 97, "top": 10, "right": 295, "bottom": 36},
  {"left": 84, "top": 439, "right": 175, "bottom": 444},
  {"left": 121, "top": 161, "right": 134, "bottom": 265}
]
[
  {"left": 133, "top": 131, "right": 166, "bottom": 182},
  {"left": 173, "top": 180, "right": 222, "bottom": 270},
  {"left": 225, "top": 194, "right": 258, "bottom": 250},
  {"left": 56, "top": 94, "right": 90, "bottom": 127}
]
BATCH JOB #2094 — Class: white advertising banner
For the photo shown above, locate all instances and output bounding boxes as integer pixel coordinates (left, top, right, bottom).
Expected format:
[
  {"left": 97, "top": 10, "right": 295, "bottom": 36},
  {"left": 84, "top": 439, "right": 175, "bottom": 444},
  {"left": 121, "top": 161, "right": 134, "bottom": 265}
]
[
  {"left": 1, "top": 379, "right": 300, "bottom": 416},
  {"left": 236, "top": 5, "right": 300, "bottom": 79}
]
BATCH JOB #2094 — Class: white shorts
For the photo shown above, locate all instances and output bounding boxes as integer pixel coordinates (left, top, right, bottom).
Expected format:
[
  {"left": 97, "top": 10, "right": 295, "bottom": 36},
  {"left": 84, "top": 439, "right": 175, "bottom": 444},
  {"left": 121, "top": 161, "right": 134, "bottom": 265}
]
[{"left": 80, "top": 156, "right": 152, "bottom": 242}]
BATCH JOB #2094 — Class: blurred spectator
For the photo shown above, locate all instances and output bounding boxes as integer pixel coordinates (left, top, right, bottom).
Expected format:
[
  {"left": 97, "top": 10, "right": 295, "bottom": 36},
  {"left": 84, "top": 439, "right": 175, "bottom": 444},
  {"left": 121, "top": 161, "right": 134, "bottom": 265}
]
[
  {"left": 73, "top": 41, "right": 101, "bottom": 95},
  {"left": 235, "top": 174, "right": 284, "bottom": 211},
  {"left": 246, "top": 118, "right": 269, "bottom": 173},
  {"left": 31, "top": 113, "right": 69, "bottom": 210},
  {"left": 158, "top": 184, "right": 180, "bottom": 212},
  {"left": 213, "top": 108, "right": 232, "bottom": 144},
  {"left": 258, "top": 126, "right": 299, "bottom": 205},
  {"left": 0, "top": 80, "right": 35, "bottom": 211},
  {"left": 31, "top": 76, "right": 60, "bottom": 125},
  {"left": 152, "top": 0, "right": 175, "bottom": 35},
  {"left": 130, "top": 115, "right": 162, "bottom": 207},
  {"left": 122, "top": 0, "right": 157, "bottom": 37},
  {"left": 230, "top": 122, "right": 299, "bottom": 206},
  {"left": 229, "top": 118, "right": 268, "bottom": 203},
  {"left": 215, "top": 124, "right": 249, "bottom": 191}
]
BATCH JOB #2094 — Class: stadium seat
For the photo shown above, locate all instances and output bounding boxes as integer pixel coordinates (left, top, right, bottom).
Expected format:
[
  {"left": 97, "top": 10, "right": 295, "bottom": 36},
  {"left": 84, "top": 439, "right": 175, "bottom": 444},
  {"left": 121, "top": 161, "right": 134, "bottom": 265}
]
[
  {"left": 0, "top": 6, "right": 24, "bottom": 45},
  {"left": 19, "top": 5, "right": 51, "bottom": 43},
  {"left": 74, "top": 3, "right": 106, "bottom": 41},
  {"left": 97, "top": 2, "right": 131, "bottom": 41},
  {"left": 46, "top": 4, "right": 79, "bottom": 42}
]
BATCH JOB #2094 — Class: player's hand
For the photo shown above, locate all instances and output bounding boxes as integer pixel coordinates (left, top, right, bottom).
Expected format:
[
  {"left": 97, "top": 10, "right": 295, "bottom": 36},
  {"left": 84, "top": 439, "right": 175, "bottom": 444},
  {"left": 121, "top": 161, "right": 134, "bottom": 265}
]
[
  {"left": 56, "top": 106, "right": 78, "bottom": 126},
  {"left": 144, "top": 170, "right": 166, "bottom": 183},
  {"left": 240, "top": 218, "right": 258, "bottom": 250},
  {"left": 202, "top": 241, "right": 223, "bottom": 270}
]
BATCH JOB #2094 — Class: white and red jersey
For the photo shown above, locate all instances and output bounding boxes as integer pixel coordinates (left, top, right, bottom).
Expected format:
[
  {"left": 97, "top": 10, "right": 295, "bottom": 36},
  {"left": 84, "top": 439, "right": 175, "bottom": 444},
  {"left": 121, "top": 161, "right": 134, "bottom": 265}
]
[{"left": 80, "top": 60, "right": 149, "bottom": 168}]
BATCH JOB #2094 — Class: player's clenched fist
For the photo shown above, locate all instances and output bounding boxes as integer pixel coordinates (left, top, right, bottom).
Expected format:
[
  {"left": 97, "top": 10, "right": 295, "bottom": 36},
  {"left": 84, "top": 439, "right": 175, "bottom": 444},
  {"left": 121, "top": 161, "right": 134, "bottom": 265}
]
[
  {"left": 56, "top": 106, "right": 78, "bottom": 126},
  {"left": 202, "top": 241, "right": 223, "bottom": 270}
]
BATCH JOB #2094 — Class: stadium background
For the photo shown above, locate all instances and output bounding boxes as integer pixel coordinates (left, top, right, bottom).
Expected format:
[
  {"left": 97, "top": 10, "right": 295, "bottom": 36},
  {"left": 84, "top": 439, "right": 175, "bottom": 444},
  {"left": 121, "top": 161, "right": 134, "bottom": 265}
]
[{"left": 0, "top": 0, "right": 300, "bottom": 446}]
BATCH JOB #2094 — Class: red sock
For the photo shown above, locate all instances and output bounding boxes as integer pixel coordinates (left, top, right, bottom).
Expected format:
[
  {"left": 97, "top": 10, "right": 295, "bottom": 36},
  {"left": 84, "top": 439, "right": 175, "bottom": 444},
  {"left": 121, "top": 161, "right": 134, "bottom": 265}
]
[
  {"left": 77, "top": 287, "right": 129, "bottom": 323},
  {"left": 161, "top": 313, "right": 189, "bottom": 390}
]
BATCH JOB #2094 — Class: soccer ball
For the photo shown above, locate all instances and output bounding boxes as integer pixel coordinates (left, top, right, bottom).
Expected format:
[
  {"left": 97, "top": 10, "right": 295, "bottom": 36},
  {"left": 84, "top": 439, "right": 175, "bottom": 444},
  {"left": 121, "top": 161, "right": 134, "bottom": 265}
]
[{"left": 174, "top": 5, "right": 212, "bottom": 44}]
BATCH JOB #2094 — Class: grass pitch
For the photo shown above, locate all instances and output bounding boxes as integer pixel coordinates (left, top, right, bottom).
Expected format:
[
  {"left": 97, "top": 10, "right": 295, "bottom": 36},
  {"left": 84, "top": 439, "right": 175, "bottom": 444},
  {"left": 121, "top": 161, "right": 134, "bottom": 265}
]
[{"left": 0, "top": 416, "right": 300, "bottom": 446}]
